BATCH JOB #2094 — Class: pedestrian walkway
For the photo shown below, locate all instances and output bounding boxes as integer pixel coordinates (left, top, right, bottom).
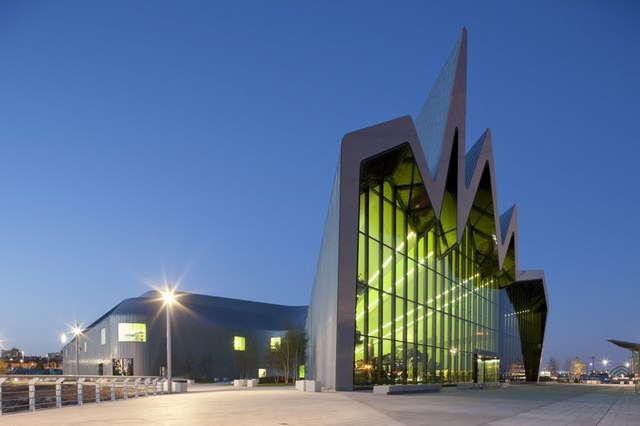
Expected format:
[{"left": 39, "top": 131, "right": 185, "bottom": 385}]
[{"left": 0, "top": 383, "right": 637, "bottom": 425}]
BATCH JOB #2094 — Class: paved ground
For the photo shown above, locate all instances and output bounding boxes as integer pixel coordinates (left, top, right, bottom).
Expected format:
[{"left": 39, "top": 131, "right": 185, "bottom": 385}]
[{"left": 0, "top": 383, "right": 638, "bottom": 425}]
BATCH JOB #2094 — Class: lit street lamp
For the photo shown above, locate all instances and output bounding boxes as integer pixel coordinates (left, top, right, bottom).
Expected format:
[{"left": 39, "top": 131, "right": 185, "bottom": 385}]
[
  {"left": 72, "top": 324, "right": 83, "bottom": 375},
  {"left": 161, "top": 287, "right": 176, "bottom": 394},
  {"left": 602, "top": 359, "right": 609, "bottom": 372}
]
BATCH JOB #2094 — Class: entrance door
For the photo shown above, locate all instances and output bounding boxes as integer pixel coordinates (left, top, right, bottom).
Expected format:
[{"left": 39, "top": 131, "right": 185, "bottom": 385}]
[{"left": 474, "top": 356, "right": 500, "bottom": 383}]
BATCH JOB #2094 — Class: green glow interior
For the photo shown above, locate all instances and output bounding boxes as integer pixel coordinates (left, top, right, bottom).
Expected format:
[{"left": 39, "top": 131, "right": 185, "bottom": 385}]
[{"left": 353, "top": 144, "right": 530, "bottom": 386}]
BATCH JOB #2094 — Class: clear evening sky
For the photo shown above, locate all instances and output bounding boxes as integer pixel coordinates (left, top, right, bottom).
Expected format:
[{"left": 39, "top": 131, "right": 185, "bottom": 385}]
[{"left": 1, "top": 1, "right": 638, "bottom": 369}]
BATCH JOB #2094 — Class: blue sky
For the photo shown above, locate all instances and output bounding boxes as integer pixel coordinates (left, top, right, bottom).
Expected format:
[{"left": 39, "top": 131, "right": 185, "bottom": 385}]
[{"left": 0, "top": 1, "right": 638, "bottom": 369}]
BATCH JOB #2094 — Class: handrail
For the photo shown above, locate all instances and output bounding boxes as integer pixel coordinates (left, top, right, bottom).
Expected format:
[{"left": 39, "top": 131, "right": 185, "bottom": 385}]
[
  {"left": 0, "top": 374, "right": 161, "bottom": 380},
  {"left": 0, "top": 374, "right": 168, "bottom": 416}
]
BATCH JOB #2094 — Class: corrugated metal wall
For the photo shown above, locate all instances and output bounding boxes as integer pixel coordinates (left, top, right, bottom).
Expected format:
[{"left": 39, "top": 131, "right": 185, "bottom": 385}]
[{"left": 63, "top": 294, "right": 307, "bottom": 380}]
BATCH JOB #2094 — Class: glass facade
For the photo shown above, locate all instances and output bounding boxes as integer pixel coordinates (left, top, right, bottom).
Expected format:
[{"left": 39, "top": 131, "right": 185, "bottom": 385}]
[{"left": 353, "top": 144, "right": 530, "bottom": 386}]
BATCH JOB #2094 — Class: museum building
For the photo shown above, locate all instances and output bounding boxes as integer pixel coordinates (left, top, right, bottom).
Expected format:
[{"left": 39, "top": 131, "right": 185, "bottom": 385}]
[
  {"left": 305, "top": 29, "right": 548, "bottom": 390},
  {"left": 63, "top": 29, "right": 547, "bottom": 390}
]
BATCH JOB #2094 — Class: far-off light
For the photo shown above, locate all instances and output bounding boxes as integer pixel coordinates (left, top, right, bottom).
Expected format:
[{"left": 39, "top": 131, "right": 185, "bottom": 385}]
[{"left": 60, "top": 333, "right": 68, "bottom": 344}]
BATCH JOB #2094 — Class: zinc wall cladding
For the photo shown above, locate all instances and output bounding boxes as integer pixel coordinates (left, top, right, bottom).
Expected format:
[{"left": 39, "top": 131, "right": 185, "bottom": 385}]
[
  {"left": 305, "top": 164, "right": 341, "bottom": 390},
  {"left": 63, "top": 292, "right": 307, "bottom": 379}
]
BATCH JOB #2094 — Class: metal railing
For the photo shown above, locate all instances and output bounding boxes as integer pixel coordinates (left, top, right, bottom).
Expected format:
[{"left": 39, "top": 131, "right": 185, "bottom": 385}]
[{"left": 0, "top": 374, "right": 166, "bottom": 415}]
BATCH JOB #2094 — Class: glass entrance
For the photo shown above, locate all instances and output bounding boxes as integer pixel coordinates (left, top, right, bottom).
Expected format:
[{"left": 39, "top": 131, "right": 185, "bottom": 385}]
[{"left": 475, "top": 356, "right": 500, "bottom": 383}]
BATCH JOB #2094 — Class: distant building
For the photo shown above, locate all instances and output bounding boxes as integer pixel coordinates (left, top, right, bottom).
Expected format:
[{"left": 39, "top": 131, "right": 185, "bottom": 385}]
[
  {"left": 0, "top": 348, "right": 23, "bottom": 361},
  {"left": 61, "top": 291, "right": 306, "bottom": 379}
]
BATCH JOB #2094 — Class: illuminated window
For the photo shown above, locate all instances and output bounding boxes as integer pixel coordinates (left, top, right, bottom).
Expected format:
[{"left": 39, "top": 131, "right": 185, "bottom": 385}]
[
  {"left": 100, "top": 328, "right": 106, "bottom": 345},
  {"left": 117, "top": 323, "right": 147, "bottom": 342},
  {"left": 233, "top": 336, "right": 245, "bottom": 351},
  {"left": 258, "top": 368, "right": 267, "bottom": 378},
  {"left": 270, "top": 337, "right": 281, "bottom": 350}
]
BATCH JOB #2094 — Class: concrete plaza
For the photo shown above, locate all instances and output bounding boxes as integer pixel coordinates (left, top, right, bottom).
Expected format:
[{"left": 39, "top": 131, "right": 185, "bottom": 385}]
[{"left": 0, "top": 383, "right": 638, "bottom": 425}]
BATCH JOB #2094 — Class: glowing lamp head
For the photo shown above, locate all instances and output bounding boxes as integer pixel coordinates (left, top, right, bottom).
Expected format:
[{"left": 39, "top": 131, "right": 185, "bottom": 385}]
[
  {"left": 625, "top": 362, "right": 630, "bottom": 368},
  {"left": 161, "top": 289, "right": 176, "bottom": 305},
  {"left": 60, "top": 333, "right": 68, "bottom": 344},
  {"left": 73, "top": 326, "right": 82, "bottom": 336}
]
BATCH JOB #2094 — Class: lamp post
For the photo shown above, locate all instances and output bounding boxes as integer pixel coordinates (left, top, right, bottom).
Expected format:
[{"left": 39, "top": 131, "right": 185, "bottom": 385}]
[
  {"left": 602, "top": 359, "right": 609, "bottom": 373},
  {"left": 73, "top": 324, "right": 82, "bottom": 375},
  {"left": 161, "top": 288, "right": 176, "bottom": 394}
]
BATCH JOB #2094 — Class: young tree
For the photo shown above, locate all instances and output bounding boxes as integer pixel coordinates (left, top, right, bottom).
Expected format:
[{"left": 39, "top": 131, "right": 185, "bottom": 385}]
[
  {"left": 234, "top": 333, "right": 258, "bottom": 379},
  {"left": 183, "top": 352, "right": 194, "bottom": 379},
  {"left": 281, "top": 329, "right": 308, "bottom": 383},
  {"left": 199, "top": 353, "right": 213, "bottom": 382},
  {"left": 570, "top": 356, "right": 585, "bottom": 382},
  {"left": 548, "top": 357, "right": 559, "bottom": 377},
  {"left": 264, "top": 338, "right": 283, "bottom": 383},
  {"left": 266, "top": 329, "right": 308, "bottom": 383}
]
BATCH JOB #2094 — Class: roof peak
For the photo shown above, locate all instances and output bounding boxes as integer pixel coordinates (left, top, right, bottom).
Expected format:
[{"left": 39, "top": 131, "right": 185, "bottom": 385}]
[{"left": 414, "top": 28, "right": 468, "bottom": 180}]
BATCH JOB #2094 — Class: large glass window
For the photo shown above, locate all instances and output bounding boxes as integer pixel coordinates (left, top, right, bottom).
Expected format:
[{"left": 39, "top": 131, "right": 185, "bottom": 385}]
[
  {"left": 100, "top": 328, "right": 106, "bottom": 345},
  {"left": 117, "top": 323, "right": 146, "bottom": 342}
]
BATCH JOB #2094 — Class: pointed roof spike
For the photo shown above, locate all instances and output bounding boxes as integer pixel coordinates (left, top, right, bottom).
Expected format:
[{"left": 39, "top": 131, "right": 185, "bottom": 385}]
[
  {"left": 500, "top": 204, "right": 516, "bottom": 243},
  {"left": 465, "top": 129, "right": 490, "bottom": 188},
  {"left": 415, "top": 28, "right": 467, "bottom": 180}
]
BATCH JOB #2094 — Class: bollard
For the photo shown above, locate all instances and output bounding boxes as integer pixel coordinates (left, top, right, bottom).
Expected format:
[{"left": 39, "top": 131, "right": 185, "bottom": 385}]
[
  {"left": 144, "top": 378, "right": 150, "bottom": 397},
  {"left": 55, "top": 378, "right": 65, "bottom": 408},
  {"left": 0, "top": 377, "right": 7, "bottom": 416},
  {"left": 160, "top": 378, "right": 166, "bottom": 395},
  {"left": 123, "top": 379, "right": 130, "bottom": 400},
  {"left": 29, "top": 378, "right": 39, "bottom": 412},
  {"left": 77, "top": 378, "right": 86, "bottom": 406},
  {"left": 110, "top": 379, "right": 117, "bottom": 401},
  {"left": 95, "top": 379, "right": 104, "bottom": 403},
  {"left": 151, "top": 378, "right": 158, "bottom": 396}
]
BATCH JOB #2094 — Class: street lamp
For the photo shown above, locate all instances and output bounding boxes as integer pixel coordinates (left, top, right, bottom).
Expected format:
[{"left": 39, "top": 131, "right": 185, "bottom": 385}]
[
  {"left": 73, "top": 324, "right": 82, "bottom": 375},
  {"left": 161, "top": 287, "right": 176, "bottom": 394},
  {"left": 602, "top": 359, "right": 609, "bottom": 372}
]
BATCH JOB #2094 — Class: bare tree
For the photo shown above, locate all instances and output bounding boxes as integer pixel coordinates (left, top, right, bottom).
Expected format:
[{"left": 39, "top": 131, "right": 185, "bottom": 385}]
[
  {"left": 199, "top": 353, "right": 213, "bottom": 381},
  {"left": 183, "top": 352, "right": 194, "bottom": 379},
  {"left": 283, "top": 329, "right": 308, "bottom": 383},
  {"left": 266, "top": 329, "right": 308, "bottom": 384},
  {"left": 548, "top": 357, "right": 559, "bottom": 377},
  {"left": 234, "top": 333, "right": 258, "bottom": 379},
  {"left": 264, "top": 338, "right": 283, "bottom": 383},
  {"left": 570, "top": 356, "right": 585, "bottom": 382}
]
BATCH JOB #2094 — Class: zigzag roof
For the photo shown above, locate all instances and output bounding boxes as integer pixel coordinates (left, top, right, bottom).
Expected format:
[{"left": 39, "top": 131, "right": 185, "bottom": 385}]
[{"left": 397, "top": 28, "right": 518, "bottom": 270}]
